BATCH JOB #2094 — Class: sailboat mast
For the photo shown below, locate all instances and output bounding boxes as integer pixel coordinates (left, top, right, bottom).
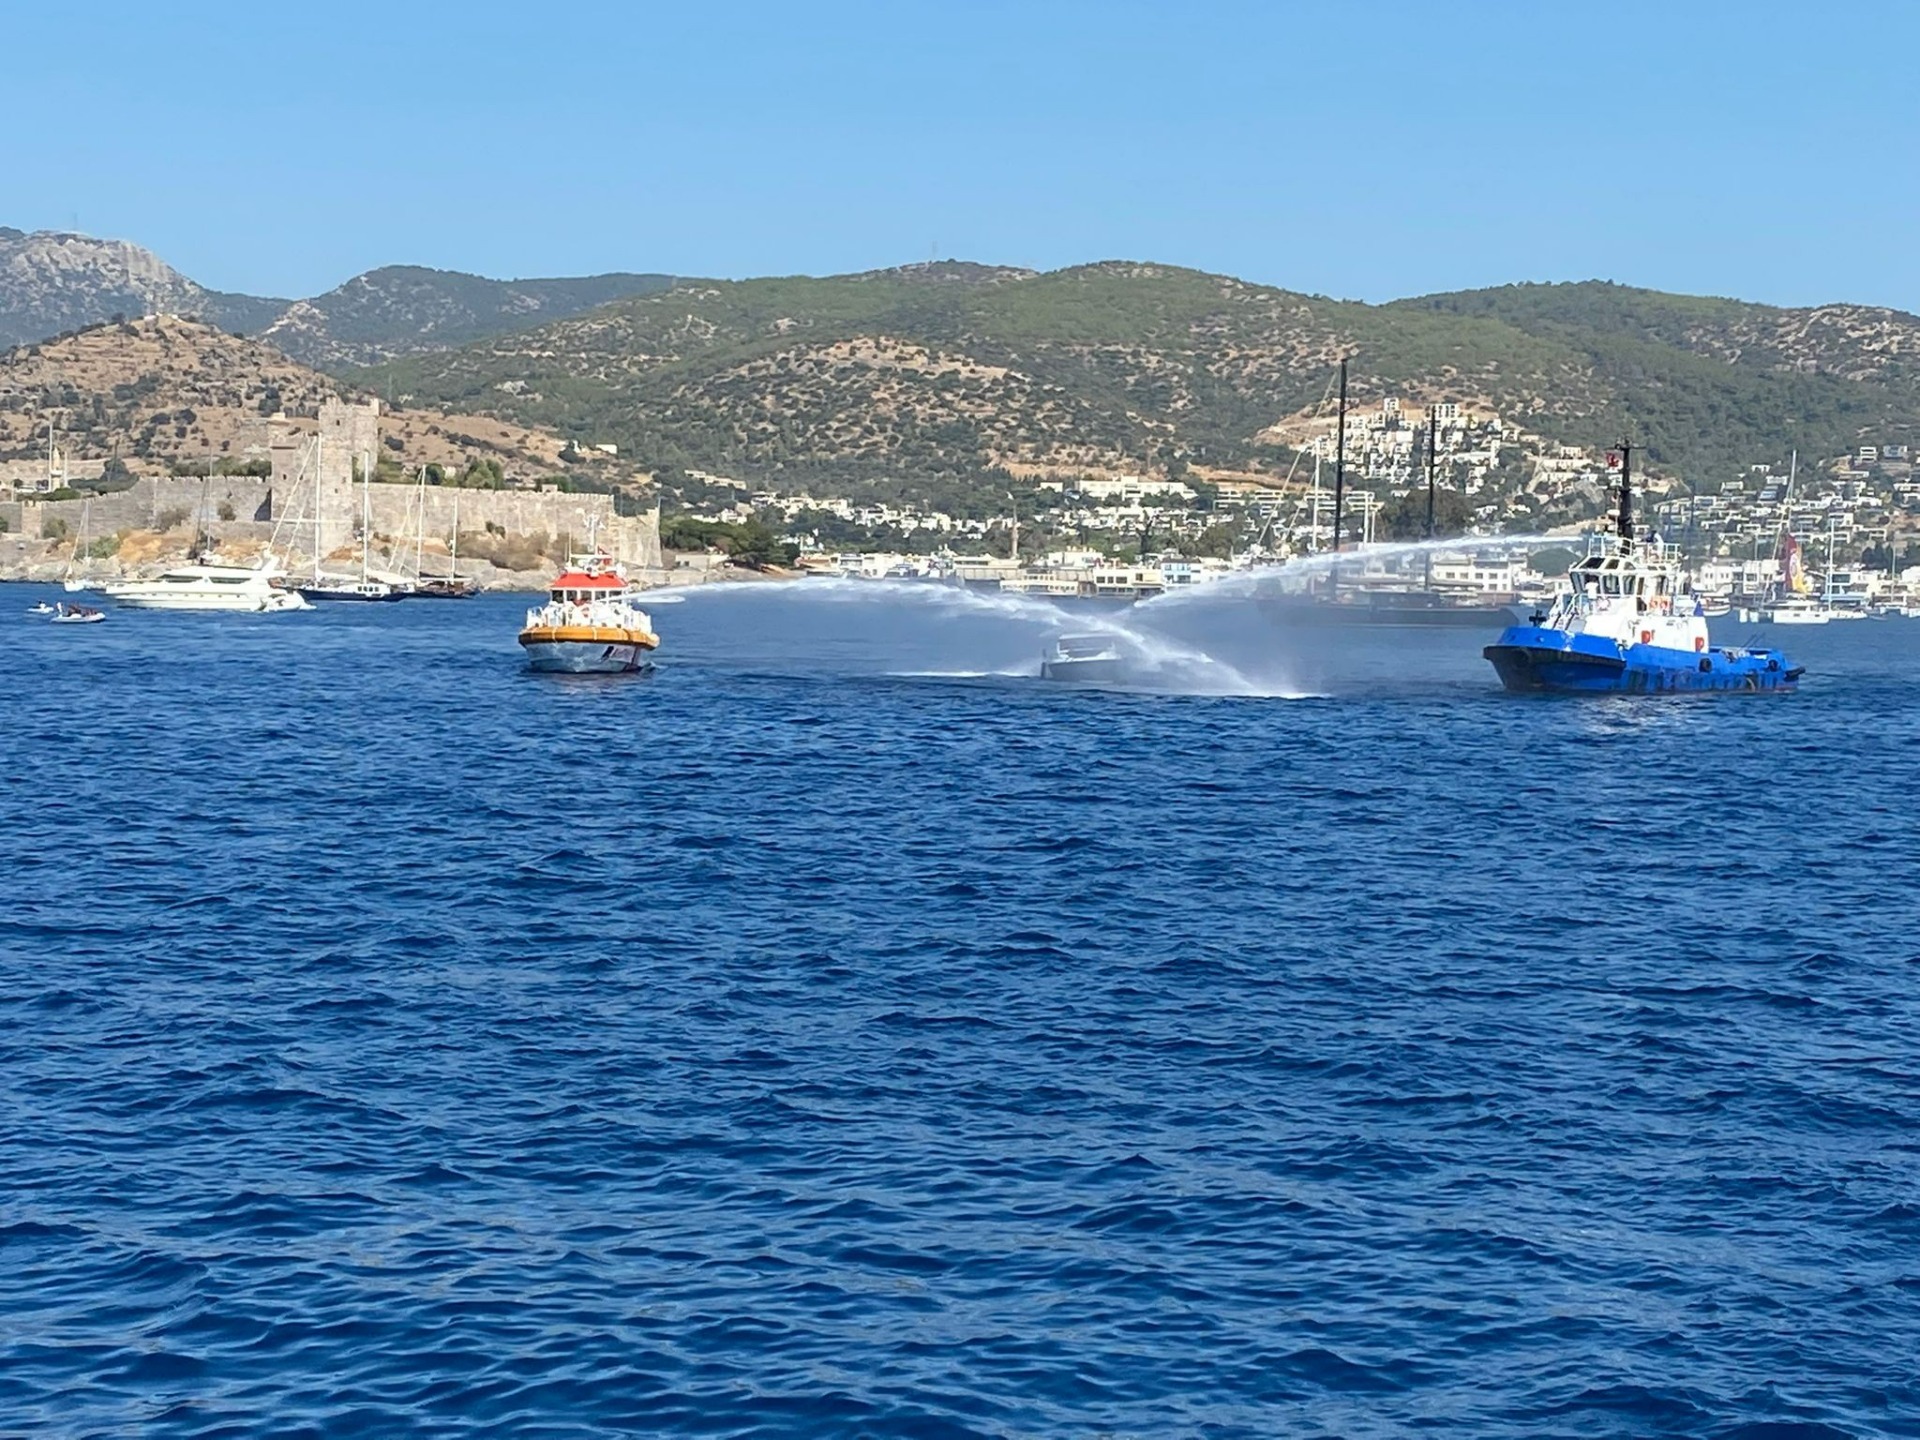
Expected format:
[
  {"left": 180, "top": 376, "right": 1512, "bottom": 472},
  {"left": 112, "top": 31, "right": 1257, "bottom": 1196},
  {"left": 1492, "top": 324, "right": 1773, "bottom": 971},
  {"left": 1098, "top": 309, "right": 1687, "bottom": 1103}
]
[
  {"left": 1331, "top": 358, "right": 1347, "bottom": 554},
  {"left": 414, "top": 466, "right": 427, "bottom": 578},
  {"left": 1424, "top": 408, "right": 1438, "bottom": 590},
  {"left": 1826, "top": 512, "right": 1836, "bottom": 607},
  {"left": 451, "top": 490, "right": 460, "bottom": 575},
  {"left": 1425, "top": 410, "right": 1437, "bottom": 539},
  {"left": 1308, "top": 452, "right": 1321, "bottom": 555},
  {"left": 360, "top": 450, "right": 371, "bottom": 580},
  {"left": 313, "top": 432, "right": 324, "bottom": 581}
]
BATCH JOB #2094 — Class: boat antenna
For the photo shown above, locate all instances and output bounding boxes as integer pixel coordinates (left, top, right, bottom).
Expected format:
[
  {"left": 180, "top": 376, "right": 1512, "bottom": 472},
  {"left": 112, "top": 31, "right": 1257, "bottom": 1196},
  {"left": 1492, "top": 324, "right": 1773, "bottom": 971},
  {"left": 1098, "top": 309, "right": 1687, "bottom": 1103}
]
[{"left": 1615, "top": 439, "right": 1633, "bottom": 551}]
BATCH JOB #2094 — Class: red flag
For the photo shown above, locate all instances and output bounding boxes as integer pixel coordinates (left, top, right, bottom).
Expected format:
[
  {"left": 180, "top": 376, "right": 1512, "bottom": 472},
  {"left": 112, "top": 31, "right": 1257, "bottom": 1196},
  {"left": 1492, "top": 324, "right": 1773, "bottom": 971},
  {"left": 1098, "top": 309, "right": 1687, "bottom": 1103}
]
[{"left": 1605, "top": 450, "right": 1621, "bottom": 470}]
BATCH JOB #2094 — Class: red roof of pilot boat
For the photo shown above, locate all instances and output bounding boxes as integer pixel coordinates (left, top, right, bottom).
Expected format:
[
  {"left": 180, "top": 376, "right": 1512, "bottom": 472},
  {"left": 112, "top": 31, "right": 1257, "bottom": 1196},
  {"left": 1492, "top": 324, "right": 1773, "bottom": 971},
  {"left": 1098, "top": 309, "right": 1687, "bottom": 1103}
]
[{"left": 548, "top": 569, "right": 626, "bottom": 589}]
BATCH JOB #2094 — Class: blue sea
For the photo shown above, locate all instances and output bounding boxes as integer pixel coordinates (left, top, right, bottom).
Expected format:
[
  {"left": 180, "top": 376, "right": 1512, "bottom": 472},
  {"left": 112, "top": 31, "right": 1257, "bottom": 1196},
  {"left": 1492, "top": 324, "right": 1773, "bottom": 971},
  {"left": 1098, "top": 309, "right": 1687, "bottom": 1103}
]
[{"left": 5, "top": 581, "right": 1918, "bottom": 1438}]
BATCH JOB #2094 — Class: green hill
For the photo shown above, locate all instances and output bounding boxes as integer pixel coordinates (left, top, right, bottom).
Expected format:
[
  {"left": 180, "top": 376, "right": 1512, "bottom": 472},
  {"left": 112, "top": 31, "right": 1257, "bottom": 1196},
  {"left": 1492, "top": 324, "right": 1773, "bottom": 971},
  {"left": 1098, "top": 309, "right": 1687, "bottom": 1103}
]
[
  {"left": 356, "top": 263, "right": 1920, "bottom": 497},
  {"left": 254, "top": 265, "right": 677, "bottom": 369}
]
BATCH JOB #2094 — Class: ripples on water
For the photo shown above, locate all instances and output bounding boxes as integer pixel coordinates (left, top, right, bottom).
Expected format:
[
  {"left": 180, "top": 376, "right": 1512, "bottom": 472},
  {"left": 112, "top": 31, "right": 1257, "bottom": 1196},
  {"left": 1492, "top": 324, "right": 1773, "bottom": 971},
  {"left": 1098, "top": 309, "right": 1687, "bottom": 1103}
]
[{"left": 4, "top": 585, "right": 1918, "bottom": 1438}]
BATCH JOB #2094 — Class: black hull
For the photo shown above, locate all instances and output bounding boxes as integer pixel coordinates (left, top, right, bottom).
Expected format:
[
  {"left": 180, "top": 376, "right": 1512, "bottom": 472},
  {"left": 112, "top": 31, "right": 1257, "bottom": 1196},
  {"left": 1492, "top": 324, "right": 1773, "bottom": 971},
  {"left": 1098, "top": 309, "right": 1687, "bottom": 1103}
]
[
  {"left": 296, "top": 589, "right": 404, "bottom": 603},
  {"left": 1262, "top": 595, "right": 1520, "bottom": 628}
]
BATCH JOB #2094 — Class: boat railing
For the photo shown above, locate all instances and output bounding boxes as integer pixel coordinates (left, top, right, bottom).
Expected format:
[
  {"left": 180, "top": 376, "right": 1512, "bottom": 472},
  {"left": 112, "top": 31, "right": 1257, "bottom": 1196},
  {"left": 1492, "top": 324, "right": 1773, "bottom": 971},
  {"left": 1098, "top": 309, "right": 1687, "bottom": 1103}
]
[{"left": 524, "top": 597, "right": 653, "bottom": 632}]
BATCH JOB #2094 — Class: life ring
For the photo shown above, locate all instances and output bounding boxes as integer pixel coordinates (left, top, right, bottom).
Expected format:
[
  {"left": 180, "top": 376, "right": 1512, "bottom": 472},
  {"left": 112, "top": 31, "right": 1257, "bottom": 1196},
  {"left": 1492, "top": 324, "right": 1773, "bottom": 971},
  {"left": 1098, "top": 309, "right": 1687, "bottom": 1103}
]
[
  {"left": 1639, "top": 629, "right": 1654, "bottom": 645},
  {"left": 1694, "top": 636, "right": 1706, "bottom": 652}
]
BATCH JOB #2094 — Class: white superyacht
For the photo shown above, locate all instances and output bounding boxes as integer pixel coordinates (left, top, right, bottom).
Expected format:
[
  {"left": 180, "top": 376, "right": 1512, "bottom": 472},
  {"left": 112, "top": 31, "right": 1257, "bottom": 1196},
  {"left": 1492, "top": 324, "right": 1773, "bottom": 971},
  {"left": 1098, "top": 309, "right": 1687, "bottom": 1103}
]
[{"left": 106, "top": 556, "right": 312, "bottom": 613}]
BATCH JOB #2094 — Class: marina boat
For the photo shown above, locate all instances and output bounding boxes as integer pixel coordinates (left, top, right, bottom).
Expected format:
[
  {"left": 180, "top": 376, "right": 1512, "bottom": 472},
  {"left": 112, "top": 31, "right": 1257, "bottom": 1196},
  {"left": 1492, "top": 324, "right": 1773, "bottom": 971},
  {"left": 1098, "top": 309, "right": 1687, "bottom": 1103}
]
[
  {"left": 1760, "top": 595, "right": 1831, "bottom": 626},
  {"left": 105, "top": 557, "right": 313, "bottom": 613},
  {"left": 1039, "top": 633, "right": 1125, "bottom": 682},
  {"left": 396, "top": 487, "right": 478, "bottom": 598},
  {"left": 1263, "top": 588, "right": 1521, "bottom": 628},
  {"left": 50, "top": 602, "right": 104, "bottom": 624},
  {"left": 299, "top": 576, "right": 403, "bottom": 602},
  {"left": 296, "top": 442, "right": 404, "bottom": 602},
  {"left": 403, "top": 575, "right": 480, "bottom": 600},
  {"left": 1484, "top": 443, "right": 1802, "bottom": 695},
  {"left": 518, "top": 546, "right": 659, "bottom": 673}
]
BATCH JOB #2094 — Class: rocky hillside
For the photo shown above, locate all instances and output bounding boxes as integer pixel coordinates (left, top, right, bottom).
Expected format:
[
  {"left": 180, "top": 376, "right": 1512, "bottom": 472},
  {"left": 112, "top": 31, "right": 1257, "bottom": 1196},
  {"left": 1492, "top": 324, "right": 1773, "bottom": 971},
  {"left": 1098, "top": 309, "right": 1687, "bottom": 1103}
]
[
  {"left": 363, "top": 262, "right": 1920, "bottom": 491},
  {"left": 0, "top": 228, "right": 283, "bottom": 347},
  {"left": 0, "top": 315, "right": 595, "bottom": 480},
  {"left": 0, "top": 228, "right": 673, "bottom": 370}
]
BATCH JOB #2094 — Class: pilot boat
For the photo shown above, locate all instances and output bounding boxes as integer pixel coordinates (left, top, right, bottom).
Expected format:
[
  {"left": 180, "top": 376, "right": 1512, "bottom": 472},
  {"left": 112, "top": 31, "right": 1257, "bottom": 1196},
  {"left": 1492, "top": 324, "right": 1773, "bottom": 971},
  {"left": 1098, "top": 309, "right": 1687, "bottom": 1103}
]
[
  {"left": 1484, "top": 443, "right": 1802, "bottom": 695},
  {"left": 518, "top": 547, "right": 659, "bottom": 673},
  {"left": 1040, "top": 633, "right": 1125, "bottom": 682}
]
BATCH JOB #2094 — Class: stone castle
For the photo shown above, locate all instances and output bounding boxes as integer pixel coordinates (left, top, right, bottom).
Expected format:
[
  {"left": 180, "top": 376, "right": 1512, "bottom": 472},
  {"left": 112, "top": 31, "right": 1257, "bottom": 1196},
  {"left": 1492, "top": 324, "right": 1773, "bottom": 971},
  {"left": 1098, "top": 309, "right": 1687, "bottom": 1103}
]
[{"left": 1, "top": 397, "right": 665, "bottom": 582}]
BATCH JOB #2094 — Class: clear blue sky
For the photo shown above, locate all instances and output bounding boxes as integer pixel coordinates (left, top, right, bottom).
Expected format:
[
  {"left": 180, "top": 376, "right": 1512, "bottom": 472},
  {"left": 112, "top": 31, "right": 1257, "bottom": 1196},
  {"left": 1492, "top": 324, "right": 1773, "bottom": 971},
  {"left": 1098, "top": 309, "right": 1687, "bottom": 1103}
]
[{"left": 12, "top": 0, "right": 1916, "bottom": 310}]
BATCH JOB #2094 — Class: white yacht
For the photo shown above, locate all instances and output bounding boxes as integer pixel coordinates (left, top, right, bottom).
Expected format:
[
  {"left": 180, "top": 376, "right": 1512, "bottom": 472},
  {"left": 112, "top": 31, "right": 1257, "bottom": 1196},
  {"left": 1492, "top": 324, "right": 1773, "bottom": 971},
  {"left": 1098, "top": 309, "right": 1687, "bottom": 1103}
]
[
  {"left": 1759, "top": 595, "right": 1831, "bottom": 626},
  {"left": 105, "top": 557, "right": 312, "bottom": 613},
  {"left": 1040, "top": 634, "right": 1126, "bottom": 682}
]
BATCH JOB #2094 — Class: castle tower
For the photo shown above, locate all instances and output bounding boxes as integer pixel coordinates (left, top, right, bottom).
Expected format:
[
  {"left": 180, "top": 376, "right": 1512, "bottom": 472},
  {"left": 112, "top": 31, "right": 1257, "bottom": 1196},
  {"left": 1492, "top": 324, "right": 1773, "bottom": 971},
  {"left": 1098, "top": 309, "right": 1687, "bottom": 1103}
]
[{"left": 314, "top": 398, "right": 380, "bottom": 558}]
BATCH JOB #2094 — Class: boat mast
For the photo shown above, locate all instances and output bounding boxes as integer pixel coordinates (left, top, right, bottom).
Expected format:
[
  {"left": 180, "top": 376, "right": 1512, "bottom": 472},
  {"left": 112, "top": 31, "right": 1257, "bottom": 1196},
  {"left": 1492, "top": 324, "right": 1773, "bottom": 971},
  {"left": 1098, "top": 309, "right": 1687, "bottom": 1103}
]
[
  {"left": 1331, "top": 357, "right": 1347, "bottom": 555},
  {"left": 451, "top": 490, "right": 460, "bottom": 576},
  {"left": 1423, "top": 407, "right": 1437, "bottom": 591},
  {"left": 414, "top": 466, "right": 427, "bottom": 579},
  {"left": 1308, "top": 452, "right": 1321, "bottom": 554},
  {"left": 1826, "top": 511, "right": 1836, "bottom": 609},
  {"left": 1615, "top": 439, "right": 1633, "bottom": 552},
  {"left": 360, "top": 450, "right": 371, "bottom": 581},
  {"left": 1425, "top": 409, "right": 1437, "bottom": 540},
  {"left": 313, "top": 432, "right": 324, "bottom": 582}
]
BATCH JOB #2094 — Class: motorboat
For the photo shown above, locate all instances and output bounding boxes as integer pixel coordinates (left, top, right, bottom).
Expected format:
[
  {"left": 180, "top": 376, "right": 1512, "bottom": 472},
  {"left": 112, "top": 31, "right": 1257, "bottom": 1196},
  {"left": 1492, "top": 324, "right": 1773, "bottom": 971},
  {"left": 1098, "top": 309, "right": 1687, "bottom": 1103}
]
[
  {"left": 1040, "top": 633, "right": 1125, "bottom": 683},
  {"left": 518, "top": 544, "right": 659, "bottom": 673},
  {"left": 297, "top": 576, "right": 403, "bottom": 603},
  {"left": 1759, "top": 596, "right": 1831, "bottom": 626},
  {"left": 105, "top": 557, "right": 313, "bottom": 613},
  {"left": 50, "top": 602, "right": 104, "bottom": 624},
  {"left": 1484, "top": 443, "right": 1801, "bottom": 695},
  {"left": 27, "top": 601, "right": 54, "bottom": 615}
]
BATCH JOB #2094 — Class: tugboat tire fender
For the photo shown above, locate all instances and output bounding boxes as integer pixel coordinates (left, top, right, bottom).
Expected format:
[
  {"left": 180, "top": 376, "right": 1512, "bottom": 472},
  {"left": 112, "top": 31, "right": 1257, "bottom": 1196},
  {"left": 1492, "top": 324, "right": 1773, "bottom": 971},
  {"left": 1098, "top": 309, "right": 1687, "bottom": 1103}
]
[{"left": 1698, "top": 658, "right": 1713, "bottom": 673}]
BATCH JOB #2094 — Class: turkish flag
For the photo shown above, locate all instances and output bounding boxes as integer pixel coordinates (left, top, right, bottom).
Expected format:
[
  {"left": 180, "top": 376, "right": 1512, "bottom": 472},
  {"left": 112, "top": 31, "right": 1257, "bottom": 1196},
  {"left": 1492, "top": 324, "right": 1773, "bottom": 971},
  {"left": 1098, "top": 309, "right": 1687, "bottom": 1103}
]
[{"left": 1606, "top": 450, "right": 1621, "bottom": 469}]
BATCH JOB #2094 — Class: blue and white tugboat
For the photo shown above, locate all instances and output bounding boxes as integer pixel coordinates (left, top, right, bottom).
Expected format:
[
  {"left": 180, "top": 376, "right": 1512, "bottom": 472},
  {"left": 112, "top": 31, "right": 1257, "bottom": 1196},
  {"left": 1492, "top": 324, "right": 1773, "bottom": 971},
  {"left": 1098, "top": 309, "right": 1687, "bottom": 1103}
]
[{"left": 1485, "top": 442, "right": 1804, "bottom": 695}]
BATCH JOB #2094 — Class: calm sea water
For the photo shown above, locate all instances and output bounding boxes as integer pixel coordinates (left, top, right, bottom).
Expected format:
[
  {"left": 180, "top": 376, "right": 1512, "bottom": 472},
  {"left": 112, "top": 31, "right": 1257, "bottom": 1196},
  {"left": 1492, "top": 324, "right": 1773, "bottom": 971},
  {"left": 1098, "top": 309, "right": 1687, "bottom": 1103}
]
[{"left": 5, "top": 582, "right": 1918, "bottom": 1438}]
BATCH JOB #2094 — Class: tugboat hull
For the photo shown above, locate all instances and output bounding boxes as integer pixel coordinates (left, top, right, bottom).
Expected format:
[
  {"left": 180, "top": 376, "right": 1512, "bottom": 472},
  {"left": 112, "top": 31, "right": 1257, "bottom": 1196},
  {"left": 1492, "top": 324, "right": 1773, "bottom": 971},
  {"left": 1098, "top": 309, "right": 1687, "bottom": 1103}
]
[{"left": 1485, "top": 625, "right": 1802, "bottom": 695}]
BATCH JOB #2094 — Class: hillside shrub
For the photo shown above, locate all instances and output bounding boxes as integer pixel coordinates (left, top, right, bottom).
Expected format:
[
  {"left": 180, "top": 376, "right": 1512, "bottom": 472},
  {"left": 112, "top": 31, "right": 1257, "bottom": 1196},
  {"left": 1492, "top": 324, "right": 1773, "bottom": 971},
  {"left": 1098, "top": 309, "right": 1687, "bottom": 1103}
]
[
  {"left": 154, "top": 506, "right": 190, "bottom": 531},
  {"left": 41, "top": 516, "right": 68, "bottom": 541}
]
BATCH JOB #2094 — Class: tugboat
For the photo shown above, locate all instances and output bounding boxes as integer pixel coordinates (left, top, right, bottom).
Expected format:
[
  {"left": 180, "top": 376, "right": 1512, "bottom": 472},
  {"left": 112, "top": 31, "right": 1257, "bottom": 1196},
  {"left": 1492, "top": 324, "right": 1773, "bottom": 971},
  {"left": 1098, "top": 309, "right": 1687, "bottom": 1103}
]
[
  {"left": 518, "top": 539, "right": 659, "bottom": 674},
  {"left": 1484, "top": 442, "right": 1803, "bottom": 694}
]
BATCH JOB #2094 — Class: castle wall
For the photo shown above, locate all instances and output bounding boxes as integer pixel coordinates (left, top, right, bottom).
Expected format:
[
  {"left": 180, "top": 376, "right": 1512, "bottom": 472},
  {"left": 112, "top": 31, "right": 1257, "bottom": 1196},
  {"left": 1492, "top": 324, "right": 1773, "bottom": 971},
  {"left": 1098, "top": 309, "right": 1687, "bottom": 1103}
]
[
  {"left": 11, "top": 463, "right": 661, "bottom": 585},
  {"left": 358, "top": 487, "right": 660, "bottom": 569},
  {"left": 19, "top": 476, "right": 278, "bottom": 540}
]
